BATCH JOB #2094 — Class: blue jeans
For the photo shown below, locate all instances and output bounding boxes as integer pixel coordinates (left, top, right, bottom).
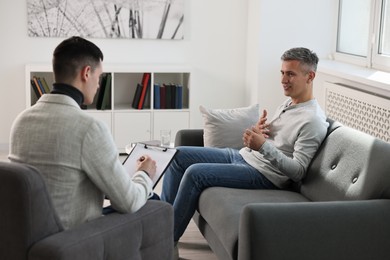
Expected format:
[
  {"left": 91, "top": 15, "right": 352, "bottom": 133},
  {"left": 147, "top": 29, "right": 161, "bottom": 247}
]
[{"left": 161, "top": 146, "right": 277, "bottom": 242}]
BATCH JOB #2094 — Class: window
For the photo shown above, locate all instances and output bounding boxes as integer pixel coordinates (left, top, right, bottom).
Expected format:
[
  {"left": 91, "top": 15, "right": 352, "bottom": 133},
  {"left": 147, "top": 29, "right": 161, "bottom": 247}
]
[
  {"left": 337, "top": 0, "right": 371, "bottom": 57},
  {"left": 336, "top": 0, "right": 390, "bottom": 71},
  {"left": 379, "top": 0, "right": 390, "bottom": 55}
]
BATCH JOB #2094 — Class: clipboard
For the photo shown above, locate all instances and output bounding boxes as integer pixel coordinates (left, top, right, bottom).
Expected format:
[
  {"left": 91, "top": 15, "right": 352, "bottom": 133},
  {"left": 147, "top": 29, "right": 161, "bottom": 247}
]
[{"left": 122, "top": 143, "right": 178, "bottom": 189}]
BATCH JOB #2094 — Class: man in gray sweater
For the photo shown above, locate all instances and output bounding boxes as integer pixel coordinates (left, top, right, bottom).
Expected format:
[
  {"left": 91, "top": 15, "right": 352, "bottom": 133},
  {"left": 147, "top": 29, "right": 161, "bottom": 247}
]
[
  {"left": 161, "top": 47, "right": 329, "bottom": 253},
  {"left": 9, "top": 36, "right": 157, "bottom": 229}
]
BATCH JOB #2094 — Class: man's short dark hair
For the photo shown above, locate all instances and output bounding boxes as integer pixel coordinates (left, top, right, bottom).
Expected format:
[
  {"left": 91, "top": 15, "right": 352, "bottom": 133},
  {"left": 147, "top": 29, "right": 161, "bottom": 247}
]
[
  {"left": 281, "top": 47, "right": 319, "bottom": 72},
  {"left": 52, "top": 36, "right": 104, "bottom": 83}
]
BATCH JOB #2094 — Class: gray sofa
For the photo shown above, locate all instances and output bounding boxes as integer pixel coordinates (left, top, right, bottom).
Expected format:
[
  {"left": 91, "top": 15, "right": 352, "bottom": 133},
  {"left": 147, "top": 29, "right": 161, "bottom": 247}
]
[
  {"left": 174, "top": 120, "right": 390, "bottom": 260},
  {"left": 0, "top": 161, "right": 173, "bottom": 260}
]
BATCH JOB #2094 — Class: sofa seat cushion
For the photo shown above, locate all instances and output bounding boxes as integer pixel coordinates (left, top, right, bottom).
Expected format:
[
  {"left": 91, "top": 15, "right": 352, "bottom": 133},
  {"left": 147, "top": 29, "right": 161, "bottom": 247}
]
[{"left": 197, "top": 187, "right": 309, "bottom": 259}]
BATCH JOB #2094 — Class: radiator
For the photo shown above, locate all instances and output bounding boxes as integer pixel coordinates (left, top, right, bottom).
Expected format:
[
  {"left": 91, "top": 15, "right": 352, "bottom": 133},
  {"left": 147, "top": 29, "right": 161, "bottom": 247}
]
[{"left": 325, "top": 82, "right": 390, "bottom": 142}]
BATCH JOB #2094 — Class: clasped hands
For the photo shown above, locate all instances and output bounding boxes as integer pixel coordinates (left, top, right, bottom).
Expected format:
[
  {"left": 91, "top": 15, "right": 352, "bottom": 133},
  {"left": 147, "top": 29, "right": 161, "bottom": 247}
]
[{"left": 243, "top": 109, "right": 269, "bottom": 150}]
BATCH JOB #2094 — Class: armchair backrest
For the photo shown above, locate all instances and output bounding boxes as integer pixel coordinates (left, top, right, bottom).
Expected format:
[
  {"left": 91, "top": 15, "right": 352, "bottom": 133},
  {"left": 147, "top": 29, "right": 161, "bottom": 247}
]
[
  {"left": 0, "top": 162, "right": 63, "bottom": 260},
  {"left": 175, "top": 129, "right": 204, "bottom": 147}
]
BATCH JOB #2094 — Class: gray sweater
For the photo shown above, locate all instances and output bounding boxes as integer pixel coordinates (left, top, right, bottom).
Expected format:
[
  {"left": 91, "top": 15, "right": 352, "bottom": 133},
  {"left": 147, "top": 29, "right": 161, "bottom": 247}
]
[{"left": 240, "top": 99, "right": 328, "bottom": 188}]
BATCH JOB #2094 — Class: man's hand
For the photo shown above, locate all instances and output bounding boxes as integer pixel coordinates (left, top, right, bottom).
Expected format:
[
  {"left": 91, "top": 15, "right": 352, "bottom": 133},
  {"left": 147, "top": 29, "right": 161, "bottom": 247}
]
[
  {"left": 243, "top": 126, "right": 266, "bottom": 151},
  {"left": 242, "top": 109, "right": 269, "bottom": 150},
  {"left": 256, "top": 109, "right": 270, "bottom": 138},
  {"left": 136, "top": 155, "right": 157, "bottom": 180}
]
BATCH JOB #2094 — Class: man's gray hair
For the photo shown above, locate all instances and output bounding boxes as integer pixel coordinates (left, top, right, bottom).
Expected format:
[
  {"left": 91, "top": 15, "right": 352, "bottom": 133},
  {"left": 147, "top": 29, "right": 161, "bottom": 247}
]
[{"left": 281, "top": 47, "right": 319, "bottom": 72}]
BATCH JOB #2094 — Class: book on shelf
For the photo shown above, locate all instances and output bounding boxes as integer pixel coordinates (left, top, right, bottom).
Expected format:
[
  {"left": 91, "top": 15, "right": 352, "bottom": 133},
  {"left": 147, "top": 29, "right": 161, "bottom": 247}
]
[
  {"left": 31, "top": 79, "right": 42, "bottom": 99},
  {"left": 36, "top": 77, "right": 46, "bottom": 95},
  {"left": 137, "top": 73, "right": 151, "bottom": 109},
  {"left": 175, "top": 84, "right": 183, "bottom": 109},
  {"left": 142, "top": 81, "right": 151, "bottom": 109},
  {"left": 96, "top": 74, "right": 106, "bottom": 109},
  {"left": 132, "top": 83, "right": 142, "bottom": 109},
  {"left": 39, "top": 77, "right": 51, "bottom": 93},
  {"left": 154, "top": 83, "right": 183, "bottom": 110},
  {"left": 100, "top": 73, "right": 112, "bottom": 110},
  {"left": 171, "top": 84, "right": 177, "bottom": 108},
  {"left": 96, "top": 73, "right": 112, "bottom": 110},
  {"left": 165, "top": 84, "right": 172, "bottom": 109},
  {"left": 153, "top": 83, "right": 161, "bottom": 109},
  {"left": 160, "top": 84, "right": 166, "bottom": 109}
]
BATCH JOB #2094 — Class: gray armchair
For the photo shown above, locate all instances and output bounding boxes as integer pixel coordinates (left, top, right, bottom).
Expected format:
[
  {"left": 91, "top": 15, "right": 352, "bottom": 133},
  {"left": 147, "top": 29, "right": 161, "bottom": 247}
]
[{"left": 0, "top": 161, "right": 173, "bottom": 260}]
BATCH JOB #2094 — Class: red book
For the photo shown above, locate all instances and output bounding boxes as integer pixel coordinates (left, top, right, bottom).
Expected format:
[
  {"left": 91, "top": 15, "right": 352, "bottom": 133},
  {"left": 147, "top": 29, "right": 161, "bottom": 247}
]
[{"left": 137, "top": 73, "right": 151, "bottom": 109}]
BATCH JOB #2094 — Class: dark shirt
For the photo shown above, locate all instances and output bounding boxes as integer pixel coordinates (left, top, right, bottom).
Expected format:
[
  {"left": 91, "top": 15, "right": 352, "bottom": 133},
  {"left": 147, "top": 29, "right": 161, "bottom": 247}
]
[{"left": 51, "top": 83, "right": 84, "bottom": 107}]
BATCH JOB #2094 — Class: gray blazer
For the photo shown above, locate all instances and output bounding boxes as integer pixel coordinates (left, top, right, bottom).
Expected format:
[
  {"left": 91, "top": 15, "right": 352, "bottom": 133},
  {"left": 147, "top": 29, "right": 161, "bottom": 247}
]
[{"left": 9, "top": 94, "right": 152, "bottom": 229}]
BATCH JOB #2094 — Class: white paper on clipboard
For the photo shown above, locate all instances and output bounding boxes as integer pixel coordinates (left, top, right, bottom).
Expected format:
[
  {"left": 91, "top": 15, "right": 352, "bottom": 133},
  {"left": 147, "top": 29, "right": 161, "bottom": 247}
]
[{"left": 122, "top": 143, "right": 177, "bottom": 188}]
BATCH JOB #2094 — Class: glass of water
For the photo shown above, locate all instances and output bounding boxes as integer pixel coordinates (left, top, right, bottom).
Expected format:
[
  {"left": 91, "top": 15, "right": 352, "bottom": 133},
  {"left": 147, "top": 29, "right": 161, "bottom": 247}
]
[{"left": 160, "top": 129, "right": 171, "bottom": 147}]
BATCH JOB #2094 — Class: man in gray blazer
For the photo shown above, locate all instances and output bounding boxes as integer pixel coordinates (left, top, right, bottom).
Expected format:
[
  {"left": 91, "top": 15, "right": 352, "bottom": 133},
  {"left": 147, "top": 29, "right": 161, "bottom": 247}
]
[{"left": 9, "top": 36, "right": 157, "bottom": 230}]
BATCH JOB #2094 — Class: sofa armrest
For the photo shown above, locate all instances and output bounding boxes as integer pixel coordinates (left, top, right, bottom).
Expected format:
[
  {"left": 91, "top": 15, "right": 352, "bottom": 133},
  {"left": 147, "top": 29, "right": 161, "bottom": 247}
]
[
  {"left": 28, "top": 200, "right": 173, "bottom": 260},
  {"left": 239, "top": 200, "right": 390, "bottom": 260},
  {"left": 175, "top": 129, "right": 204, "bottom": 147}
]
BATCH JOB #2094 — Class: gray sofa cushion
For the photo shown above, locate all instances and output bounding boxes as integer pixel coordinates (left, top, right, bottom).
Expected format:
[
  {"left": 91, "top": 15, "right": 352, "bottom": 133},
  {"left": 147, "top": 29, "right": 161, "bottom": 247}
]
[
  {"left": 29, "top": 201, "right": 173, "bottom": 260},
  {"left": 198, "top": 187, "right": 309, "bottom": 259},
  {"left": 301, "top": 125, "right": 390, "bottom": 201}
]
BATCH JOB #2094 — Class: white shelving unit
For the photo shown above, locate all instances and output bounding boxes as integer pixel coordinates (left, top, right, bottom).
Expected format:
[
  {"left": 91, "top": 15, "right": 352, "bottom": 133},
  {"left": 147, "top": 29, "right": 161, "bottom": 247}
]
[{"left": 26, "top": 64, "right": 191, "bottom": 153}]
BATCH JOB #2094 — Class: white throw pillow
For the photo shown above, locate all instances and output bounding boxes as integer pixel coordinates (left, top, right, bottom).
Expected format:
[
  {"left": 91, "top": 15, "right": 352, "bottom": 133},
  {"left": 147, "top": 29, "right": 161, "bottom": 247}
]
[{"left": 199, "top": 104, "right": 260, "bottom": 149}]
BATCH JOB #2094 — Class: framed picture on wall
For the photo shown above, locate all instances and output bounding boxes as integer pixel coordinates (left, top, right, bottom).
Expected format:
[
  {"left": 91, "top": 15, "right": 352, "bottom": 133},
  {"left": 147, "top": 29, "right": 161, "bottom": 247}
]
[{"left": 27, "top": 0, "right": 184, "bottom": 40}]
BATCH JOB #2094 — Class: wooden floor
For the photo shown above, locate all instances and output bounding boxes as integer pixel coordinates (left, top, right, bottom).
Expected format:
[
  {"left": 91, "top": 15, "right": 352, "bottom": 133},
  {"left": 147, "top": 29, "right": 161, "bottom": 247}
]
[
  {"left": 178, "top": 219, "right": 218, "bottom": 260},
  {"left": 154, "top": 179, "right": 218, "bottom": 260}
]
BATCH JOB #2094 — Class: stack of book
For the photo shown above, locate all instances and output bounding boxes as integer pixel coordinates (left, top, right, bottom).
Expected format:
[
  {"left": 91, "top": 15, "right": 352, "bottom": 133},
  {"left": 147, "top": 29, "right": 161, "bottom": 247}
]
[
  {"left": 30, "top": 76, "right": 50, "bottom": 98},
  {"left": 132, "top": 73, "right": 151, "bottom": 109},
  {"left": 153, "top": 83, "right": 183, "bottom": 109}
]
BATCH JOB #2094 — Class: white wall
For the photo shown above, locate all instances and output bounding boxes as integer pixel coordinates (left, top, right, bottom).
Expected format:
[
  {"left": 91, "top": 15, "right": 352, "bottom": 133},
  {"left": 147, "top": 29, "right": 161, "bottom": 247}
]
[
  {"left": 247, "top": 0, "right": 338, "bottom": 115},
  {"left": 0, "top": 0, "right": 249, "bottom": 148},
  {"left": 0, "top": 0, "right": 339, "bottom": 149}
]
